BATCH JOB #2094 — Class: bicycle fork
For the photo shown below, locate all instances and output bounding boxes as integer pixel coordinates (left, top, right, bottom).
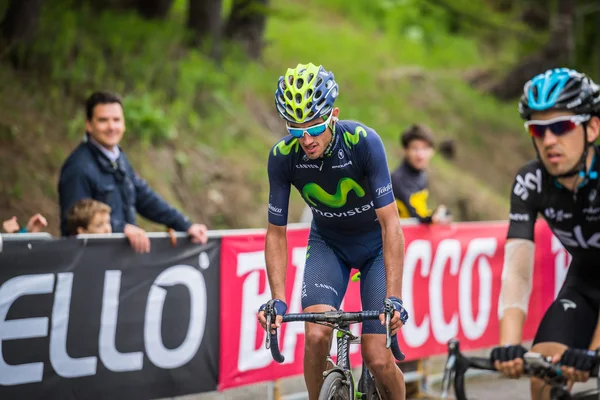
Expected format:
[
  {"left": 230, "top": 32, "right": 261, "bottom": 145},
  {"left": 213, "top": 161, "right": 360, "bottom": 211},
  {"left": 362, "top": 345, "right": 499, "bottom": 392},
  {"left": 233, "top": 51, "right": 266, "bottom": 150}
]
[{"left": 323, "top": 323, "right": 357, "bottom": 399}]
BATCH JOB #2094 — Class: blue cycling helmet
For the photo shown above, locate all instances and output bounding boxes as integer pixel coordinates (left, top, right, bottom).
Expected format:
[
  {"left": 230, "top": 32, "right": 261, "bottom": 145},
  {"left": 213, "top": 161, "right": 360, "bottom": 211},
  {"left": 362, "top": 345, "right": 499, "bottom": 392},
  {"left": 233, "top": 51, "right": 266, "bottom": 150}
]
[
  {"left": 519, "top": 68, "right": 600, "bottom": 120},
  {"left": 275, "top": 63, "right": 339, "bottom": 124}
]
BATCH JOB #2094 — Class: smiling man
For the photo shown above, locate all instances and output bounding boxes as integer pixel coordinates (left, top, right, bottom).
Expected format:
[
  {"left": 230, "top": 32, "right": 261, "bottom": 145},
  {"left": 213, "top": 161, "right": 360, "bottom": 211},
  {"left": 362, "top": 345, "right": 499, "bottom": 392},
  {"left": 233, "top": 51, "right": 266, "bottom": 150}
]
[
  {"left": 58, "top": 91, "right": 208, "bottom": 252},
  {"left": 257, "top": 63, "right": 409, "bottom": 400}
]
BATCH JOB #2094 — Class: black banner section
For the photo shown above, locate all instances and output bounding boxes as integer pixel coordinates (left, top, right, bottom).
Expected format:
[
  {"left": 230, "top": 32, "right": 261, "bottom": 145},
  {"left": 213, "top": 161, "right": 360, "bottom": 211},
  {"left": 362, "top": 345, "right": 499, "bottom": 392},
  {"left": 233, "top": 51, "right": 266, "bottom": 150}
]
[{"left": 0, "top": 235, "right": 220, "bottom": 400}]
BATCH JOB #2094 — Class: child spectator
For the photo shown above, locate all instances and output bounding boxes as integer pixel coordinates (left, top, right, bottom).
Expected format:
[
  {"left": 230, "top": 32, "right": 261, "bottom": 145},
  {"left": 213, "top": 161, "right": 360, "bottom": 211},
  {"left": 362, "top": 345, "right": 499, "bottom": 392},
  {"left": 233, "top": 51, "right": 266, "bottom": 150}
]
[
  {"left": 66, "top": 199, "right": 112, "bottom": 235},
  {"left": 67, "top": 199, "right": 146, "bottom": 252}
]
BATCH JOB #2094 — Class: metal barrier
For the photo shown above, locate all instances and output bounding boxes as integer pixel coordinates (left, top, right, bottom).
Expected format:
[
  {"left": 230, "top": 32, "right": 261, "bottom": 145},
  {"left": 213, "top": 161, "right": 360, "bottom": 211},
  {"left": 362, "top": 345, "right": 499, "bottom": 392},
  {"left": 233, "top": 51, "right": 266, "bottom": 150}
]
[{"left": 0, "top": 232, "right": 54, "bottom": 253}]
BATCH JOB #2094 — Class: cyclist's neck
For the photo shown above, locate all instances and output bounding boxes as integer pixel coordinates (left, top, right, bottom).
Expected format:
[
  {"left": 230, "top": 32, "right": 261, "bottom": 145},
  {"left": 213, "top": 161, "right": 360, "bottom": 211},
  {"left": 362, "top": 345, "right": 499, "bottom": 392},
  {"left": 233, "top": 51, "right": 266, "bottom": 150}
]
[{"left": 556, "top": 147, "right": 597, "bottom": 191}]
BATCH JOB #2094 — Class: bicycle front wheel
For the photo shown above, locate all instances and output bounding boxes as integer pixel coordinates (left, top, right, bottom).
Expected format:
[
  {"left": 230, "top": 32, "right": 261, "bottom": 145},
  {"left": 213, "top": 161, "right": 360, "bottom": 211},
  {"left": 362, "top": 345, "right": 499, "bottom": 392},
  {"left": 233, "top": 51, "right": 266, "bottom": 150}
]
[{"left": 319, "top": 371, "right": 352, "bottom": 400}]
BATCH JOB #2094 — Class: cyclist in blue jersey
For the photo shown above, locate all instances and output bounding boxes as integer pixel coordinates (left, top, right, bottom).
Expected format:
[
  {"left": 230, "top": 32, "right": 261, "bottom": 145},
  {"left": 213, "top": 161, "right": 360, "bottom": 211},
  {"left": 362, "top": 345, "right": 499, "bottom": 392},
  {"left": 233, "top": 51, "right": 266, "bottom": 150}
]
[
  {"left": 257, "top": 63, "right": 409, "bottom": 400},
  {"left": 491, "top": 68, "right": 600, "bottom": 399}
]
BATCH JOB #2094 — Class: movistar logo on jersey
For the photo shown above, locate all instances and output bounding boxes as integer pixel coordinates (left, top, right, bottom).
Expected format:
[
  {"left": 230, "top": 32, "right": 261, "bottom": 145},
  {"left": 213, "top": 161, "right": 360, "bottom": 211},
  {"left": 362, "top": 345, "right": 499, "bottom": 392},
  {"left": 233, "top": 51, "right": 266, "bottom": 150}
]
[
  {"left": 343, "top": 126, "right": 367, "bottom": 148},
  {"left": 273, "top": 138, "right": 299, "bottom": 156},
  {"left": 302, "top": 177, "right": 365, "bottom": 208}
]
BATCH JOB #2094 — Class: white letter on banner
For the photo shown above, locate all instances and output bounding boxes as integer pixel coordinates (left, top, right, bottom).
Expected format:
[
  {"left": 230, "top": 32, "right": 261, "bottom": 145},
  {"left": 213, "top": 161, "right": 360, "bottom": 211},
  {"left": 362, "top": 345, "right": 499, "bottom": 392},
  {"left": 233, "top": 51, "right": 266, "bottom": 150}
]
[
  {"left": 237, "top": 251, "right": 272, "bottom": 372},
  {"left": 459, "top": 238, "right": 496, "bottom": 340},
  {"left": 401, "top": 240, "right": 431, "bottom": 348},
  {"left": 0, "top": 274, "right": 54, "bottom": 385},
  {"left": 281, "top": 247, "right": 307, "bottom": 363},
  {"left": 50, "top": 273, "right": 97, "bottom": 377},
  {"left": 99, "top": 270, "right": 143, "bottom": 372},
  {"left": 145, "top": 265, "right": 206, "bottom": 369},
  {"left": 430, "top": 239, "right": 460, "bottom": 344},
  {"left": 551, "top": 235, "right": 571, "bottom": 298}
]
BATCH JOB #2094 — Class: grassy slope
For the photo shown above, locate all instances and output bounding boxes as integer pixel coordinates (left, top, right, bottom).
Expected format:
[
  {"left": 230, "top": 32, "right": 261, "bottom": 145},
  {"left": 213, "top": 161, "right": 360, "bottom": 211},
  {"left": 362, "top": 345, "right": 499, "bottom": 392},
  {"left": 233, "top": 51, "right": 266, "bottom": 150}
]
[{"left": 0, "top": 0, "right": 535, "bottom": 235}]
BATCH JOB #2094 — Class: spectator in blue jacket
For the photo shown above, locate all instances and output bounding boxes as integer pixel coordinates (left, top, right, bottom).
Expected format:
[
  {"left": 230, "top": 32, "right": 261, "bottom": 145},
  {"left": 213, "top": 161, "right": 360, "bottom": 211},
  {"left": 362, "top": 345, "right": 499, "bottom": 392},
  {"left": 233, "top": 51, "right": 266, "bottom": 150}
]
[{"left": 58, "top": 91, "right": 208, "bottom": 252}]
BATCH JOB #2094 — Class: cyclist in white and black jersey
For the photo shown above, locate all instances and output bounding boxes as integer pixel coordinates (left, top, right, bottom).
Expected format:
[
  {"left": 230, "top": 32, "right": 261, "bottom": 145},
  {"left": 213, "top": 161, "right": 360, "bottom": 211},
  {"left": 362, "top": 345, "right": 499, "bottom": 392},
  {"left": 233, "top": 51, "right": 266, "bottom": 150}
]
[{"left": 490, "top": 68, "right": 600, "bottom": 399}]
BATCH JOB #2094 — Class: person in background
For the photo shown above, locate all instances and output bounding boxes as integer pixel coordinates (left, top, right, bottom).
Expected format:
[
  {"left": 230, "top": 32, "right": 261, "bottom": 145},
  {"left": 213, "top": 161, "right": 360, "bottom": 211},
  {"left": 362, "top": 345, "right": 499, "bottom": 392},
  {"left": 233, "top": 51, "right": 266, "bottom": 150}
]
[
  {"left": 2, "top": 214, "right": 48, "bottom": 233},
  {"left": 58, "top": 91, "right": 208, "bottom": 253},
  {"left": 390, "top": 123, "right": 451, "bottom": 224}
]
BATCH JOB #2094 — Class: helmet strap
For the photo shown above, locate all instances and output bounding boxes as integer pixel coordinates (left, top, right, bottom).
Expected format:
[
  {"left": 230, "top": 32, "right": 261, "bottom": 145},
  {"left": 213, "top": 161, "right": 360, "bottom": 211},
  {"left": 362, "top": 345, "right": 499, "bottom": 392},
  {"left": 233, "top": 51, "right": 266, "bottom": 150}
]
[{"left": 323, "top": 119, "right": 337, "bottom": 157}]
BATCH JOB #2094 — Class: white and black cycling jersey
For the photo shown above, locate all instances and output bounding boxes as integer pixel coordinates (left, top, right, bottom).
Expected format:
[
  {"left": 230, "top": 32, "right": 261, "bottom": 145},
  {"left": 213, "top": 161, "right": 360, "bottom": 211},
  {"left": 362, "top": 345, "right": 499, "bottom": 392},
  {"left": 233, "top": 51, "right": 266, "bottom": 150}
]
[{"left": 507, "top": 146, "right": 600, "bottom": 259}]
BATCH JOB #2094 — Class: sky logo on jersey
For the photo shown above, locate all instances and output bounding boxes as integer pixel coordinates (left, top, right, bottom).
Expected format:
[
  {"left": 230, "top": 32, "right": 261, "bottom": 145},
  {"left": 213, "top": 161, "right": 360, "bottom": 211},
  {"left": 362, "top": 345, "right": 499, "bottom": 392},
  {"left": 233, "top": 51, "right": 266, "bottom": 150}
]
[
  {"left": 554, "top": 225, "right": 600, "bottom": 249},
  {"left": 273, "top": 138, "right": 299, "bottom": 156},
  {"left": 302, "top": 177, "right": 365, "bottom": 208},
  {"left": 513, "top": 169, "right": 542, "bottom": 201},
  {"left": 343, "top": 126, "right": 368, "bottom": 148}
]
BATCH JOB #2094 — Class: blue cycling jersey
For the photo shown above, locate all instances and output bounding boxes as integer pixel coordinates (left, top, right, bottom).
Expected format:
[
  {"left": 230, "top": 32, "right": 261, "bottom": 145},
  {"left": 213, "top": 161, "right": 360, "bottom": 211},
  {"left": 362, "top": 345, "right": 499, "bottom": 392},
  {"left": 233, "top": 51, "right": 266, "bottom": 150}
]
[{"left": 267, "top": 120, "right": 395, "bottom": 235}]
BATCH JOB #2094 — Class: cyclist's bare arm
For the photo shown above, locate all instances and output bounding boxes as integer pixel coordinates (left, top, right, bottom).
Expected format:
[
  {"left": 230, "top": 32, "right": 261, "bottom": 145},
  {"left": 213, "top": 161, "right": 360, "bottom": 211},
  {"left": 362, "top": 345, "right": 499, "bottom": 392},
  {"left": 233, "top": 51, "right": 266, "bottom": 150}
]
[
  {"left": 265, "top": 223, "right": 289, "bottom": 302},
  {"left": 258, "top": 223, "right": 290, "bottom": 333},
  {"left": 498, "top": 238, "right": 535, "bottom": 345},
  {"left": 376, "top": 203, "right": 405, "bottom": 334},
  {"left": 376, "top": 203, "right": 405, "bottom": 298}
]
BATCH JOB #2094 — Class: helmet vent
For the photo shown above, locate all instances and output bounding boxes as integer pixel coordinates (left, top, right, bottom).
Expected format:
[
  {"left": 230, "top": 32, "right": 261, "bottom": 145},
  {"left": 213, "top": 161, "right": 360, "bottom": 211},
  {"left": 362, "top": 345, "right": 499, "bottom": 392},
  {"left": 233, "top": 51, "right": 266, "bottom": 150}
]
[
  {"left": 548, "top": 82, "right": 561, "bottom": 99},
  {"left": 296, "top": 78, "right": 304, "bottom": 89}
]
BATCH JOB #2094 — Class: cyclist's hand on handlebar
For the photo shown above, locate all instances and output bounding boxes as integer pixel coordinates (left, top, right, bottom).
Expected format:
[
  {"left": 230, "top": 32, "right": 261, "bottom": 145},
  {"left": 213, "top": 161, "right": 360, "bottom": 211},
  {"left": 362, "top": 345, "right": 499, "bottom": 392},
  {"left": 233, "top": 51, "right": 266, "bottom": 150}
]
[
  {"left": 491, "top": 345, "right": 527, "bottom": 378},
  {"left": 551, "top": 348, "right": 597, "bottom": 383},
  {"left": 380, "top": 296, "right": 409, "bottom": 335},
  {"left": 258, "top": 299, "right": 287, "bottom": 334}
]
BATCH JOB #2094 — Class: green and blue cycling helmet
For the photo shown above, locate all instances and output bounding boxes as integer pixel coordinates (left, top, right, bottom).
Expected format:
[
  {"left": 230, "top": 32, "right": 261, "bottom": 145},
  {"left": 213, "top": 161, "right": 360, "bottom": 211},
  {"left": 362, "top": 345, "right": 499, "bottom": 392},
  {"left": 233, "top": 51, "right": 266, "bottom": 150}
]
[
  {"left": 275, "top": 63, "right": 339, "bottom": 124},
  {"left": 518, "top": 68, "right": 600, "bottom": 120}
]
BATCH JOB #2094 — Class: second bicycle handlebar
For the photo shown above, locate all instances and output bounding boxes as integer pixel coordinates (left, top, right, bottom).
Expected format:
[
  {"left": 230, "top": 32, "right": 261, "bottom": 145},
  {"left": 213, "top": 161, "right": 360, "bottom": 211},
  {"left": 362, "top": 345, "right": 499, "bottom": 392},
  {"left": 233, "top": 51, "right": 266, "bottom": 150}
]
[
  {"left": 265, "top": 308, "right": 405, "bottom": 364},
  {"left": 442, "top": 339, "right": 600, "bottom": 400}
]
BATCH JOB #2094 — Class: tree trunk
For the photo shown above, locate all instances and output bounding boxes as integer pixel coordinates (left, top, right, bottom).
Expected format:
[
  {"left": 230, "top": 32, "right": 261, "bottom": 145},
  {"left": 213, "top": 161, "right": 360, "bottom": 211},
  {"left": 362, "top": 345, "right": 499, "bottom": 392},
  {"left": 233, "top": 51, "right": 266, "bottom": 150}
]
[
  {"left": 0, "top": 0, "right": 46, "bottom": 45},
  {"left": 136, "top": 0, "right": 175, "bottom": 19},
  {"left": 486, "top": 0, "right": 575, "bottom": 100},
  {"left": 187, "top": 0, "right": 223, "bottom": 59},
  {"left": 224, "top": 0, "right": 268, "bottom": 60}
]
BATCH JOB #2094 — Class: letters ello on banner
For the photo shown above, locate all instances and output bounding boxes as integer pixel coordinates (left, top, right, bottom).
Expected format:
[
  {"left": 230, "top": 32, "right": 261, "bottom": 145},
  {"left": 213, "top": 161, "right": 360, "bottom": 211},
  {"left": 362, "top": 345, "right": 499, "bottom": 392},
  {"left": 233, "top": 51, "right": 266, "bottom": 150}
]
[{"left": 0, "top": 265, "right": 207, "bottom": 386}]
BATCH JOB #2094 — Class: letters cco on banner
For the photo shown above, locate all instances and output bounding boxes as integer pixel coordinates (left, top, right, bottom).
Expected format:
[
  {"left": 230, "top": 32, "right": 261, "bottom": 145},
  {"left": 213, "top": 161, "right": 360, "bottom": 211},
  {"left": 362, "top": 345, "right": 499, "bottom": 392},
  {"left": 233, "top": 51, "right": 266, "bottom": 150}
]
[{"left": 218, "top": 220, "right": 566, "bottom": 390}]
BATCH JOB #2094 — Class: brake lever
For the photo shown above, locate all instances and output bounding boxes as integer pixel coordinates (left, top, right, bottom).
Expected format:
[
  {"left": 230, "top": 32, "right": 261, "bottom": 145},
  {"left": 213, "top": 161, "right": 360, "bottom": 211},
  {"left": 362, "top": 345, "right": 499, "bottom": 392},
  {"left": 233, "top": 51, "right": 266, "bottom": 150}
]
[
  {"left": 384, "top": 299, "right": 393, "bottom": 349},
  {"left": 265, "top": 302, "right": 273, "bottom": 349},
  {"left": 440, "top": 353, "right": 456, "bottom": 399}
]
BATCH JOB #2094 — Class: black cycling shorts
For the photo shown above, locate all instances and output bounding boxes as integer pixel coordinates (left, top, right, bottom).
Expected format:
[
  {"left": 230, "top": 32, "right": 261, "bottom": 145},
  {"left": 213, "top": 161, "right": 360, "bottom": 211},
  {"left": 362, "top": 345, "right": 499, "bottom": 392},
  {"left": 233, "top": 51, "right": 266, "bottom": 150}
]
[{"left": 533, "top": 271, "right": 599, "bottom": 349}]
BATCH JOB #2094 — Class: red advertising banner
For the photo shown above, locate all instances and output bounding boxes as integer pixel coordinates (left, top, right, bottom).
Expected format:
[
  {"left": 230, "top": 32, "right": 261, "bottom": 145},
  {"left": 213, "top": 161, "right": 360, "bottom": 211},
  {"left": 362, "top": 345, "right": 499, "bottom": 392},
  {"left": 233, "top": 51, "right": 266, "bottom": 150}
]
[{"left": 218, "top": 221, "right": 567, "bottom": 390}]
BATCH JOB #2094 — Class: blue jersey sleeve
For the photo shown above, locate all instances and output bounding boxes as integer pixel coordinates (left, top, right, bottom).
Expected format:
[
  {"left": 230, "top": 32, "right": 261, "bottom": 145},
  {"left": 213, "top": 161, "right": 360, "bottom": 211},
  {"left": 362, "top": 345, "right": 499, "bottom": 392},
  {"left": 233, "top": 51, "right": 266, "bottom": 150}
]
[
  {"left": 360, "top": 129, "right": 395, "bottom": 209},
  {"left": 267, "top": 143, "right": 292, "bottom": 226}
]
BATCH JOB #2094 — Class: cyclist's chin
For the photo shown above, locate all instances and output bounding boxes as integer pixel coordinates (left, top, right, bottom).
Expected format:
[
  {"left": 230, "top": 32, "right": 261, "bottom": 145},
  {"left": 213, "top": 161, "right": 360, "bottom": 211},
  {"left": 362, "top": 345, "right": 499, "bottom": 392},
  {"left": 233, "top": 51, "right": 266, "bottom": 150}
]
[
  {"left": 303, "top": 148, "right": 324, "bottom": 159},
  {"left": 541, "top": 158, "right": 576, "bottom": 176}
]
